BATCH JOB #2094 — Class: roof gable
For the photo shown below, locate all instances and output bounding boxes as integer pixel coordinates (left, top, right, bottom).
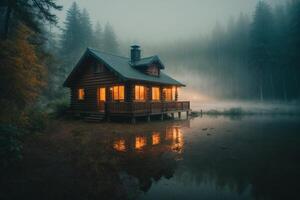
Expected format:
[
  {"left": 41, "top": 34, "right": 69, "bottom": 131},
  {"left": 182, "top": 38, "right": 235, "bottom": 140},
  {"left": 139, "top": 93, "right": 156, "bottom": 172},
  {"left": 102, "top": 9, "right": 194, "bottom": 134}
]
[
  {"left": 130, "top": 56, "right": 165, "bottom": 69},
  {"left": 63, "top": 48, "right": 185, "bottom": 87}
]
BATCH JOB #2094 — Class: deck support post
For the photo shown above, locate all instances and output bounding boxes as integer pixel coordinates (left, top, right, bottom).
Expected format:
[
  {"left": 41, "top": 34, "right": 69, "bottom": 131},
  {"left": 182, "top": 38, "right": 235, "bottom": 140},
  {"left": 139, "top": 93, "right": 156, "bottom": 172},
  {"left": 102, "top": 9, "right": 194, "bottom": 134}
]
[
  {"left": 178, "top": 112, "right": 181, "bottom": 119},
  {"left": 160, "top": 113, "right": 164, "bottom": 121},
  {"left": 131, "top": 116, "right": 136, "bottom": 124},
  {"left": 186, "top": 111, "right": 189, "bottom": 119},
  {"left": 147, "top": 115, "right": 151, "bottom": 122},
  {"left": 171, "top": 113, "right": 175, "bottom": 119}
]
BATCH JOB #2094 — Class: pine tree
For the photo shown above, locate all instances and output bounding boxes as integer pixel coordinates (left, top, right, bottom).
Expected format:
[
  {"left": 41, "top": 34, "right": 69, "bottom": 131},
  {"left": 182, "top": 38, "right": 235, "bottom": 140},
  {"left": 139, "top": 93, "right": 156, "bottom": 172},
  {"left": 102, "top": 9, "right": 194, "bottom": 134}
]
[
  {"left": 288, "top": 0, "right": 300, "bottom": 99},
  {"left": 103, "top": 23, "right": 119, "bottom": 54},
  {"left": 1, "top": 0, "right": 62, "bottom": 40},
  {"left": 92, "top": 21, "right": 103, "bottom": 50},
  {"left": 79, "top": 8, "right": 93, "bottom": 49},
  {"left": 60, "top": 2, "right": 82, "bottom": 76},
  {"left": 249, "top": 1, "right": 274, "bottom": 101},
  {"left": 60, "top": 2, "right": 81, "bottom": 58},
  {"left": 60, "top": 3, "right": 96, "bottom": 77}
]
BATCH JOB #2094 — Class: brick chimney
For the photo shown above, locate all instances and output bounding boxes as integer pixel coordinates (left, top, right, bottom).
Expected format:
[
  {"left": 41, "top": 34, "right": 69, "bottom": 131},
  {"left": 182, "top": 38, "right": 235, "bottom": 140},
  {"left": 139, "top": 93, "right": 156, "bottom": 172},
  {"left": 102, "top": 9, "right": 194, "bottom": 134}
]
[{"left": 131, "top": 45, "right": 141, "bottom": 62}]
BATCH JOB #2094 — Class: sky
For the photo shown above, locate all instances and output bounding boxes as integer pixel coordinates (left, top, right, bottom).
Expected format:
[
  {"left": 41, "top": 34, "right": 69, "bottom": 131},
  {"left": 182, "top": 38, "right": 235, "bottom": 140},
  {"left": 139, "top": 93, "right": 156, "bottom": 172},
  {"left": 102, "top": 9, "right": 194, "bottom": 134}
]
[{"left": 56, "top": 0, "right": 286, "bottom": 44}]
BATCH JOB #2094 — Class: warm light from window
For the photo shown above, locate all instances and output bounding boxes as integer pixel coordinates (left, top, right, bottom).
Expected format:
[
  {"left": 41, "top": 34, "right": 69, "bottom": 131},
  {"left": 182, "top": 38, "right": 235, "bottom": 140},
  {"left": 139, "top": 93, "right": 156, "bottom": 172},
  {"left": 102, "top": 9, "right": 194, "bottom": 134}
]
[
  {"left": 152, "top": 87, "right": 160, "bottom": 101},
  {"left": 112, "top": 85, "right": 124, "bottom": 101},
  {"left": 78, "top": 88, "right": 85, "bottom": 100},
  {"left": 172, "top": 87, "right": 176, "bottom": 100},
  {"left": 98, "top": 87, "right": 106, "bottom": 101},
  {"left": 152, "top": 132, "right": 160, "bottom": 145},
  {"left": 135, "top": 85, "right": 145, "bottom": 101},
  {"left": 163, "top": 88, "right": 173, "bottom": 101},
  {"left": 135, "top": 136, "right": 147, "bottom": 150},
  {"left": 163, "top": 87, "right": 176, "bottom": 101}
]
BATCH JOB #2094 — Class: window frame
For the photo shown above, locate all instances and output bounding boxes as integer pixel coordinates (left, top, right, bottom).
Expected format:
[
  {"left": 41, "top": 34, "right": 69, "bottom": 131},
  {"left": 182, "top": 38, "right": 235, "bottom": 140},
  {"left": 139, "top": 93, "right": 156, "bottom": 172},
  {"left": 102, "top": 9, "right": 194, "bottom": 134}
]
[
  {"left": 112, "top": 85, "right": 125, "bottom": 101},
  {"left": 151, "top": 87, "right": 160, "bottom": 101},
  {"left": 163, "top": 87, "right": 175, "bottom": 101},
  {"left": 135, "top": 85, "right": 146, "bottom": 101},
  {"left": 98, "top": 87, "right": 106, "bottom": 102}
]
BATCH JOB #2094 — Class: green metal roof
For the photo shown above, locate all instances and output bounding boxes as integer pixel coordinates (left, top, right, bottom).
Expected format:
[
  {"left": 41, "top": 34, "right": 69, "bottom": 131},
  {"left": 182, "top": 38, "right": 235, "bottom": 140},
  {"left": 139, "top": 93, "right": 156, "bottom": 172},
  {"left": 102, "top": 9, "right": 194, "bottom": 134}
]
[{"left": 64, "top": 48, "right": 185, "bottom": 87}]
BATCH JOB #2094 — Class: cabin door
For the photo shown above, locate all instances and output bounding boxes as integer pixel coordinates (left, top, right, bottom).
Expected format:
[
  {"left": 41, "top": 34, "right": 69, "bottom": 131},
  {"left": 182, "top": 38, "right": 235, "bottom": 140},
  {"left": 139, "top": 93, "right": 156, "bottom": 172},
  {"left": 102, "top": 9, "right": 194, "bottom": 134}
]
[{"left": 98, "top": 87, "right": 106, "bottom": 112}]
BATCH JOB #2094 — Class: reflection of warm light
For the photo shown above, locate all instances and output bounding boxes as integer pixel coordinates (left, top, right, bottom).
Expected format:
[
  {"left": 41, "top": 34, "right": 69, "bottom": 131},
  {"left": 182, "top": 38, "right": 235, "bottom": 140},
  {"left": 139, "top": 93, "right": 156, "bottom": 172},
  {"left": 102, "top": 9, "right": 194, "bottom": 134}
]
[
  {"left": 166, "top": 127, "right": 184, "bottom": 153},
  {"left": 135, "top": 136, "right": 147, "bottom": 150},
  {"left": 152, "top": 132, "right": 160, "bottom": 145},
  {"left": 165, "top": 128, "right": 173, "bottom": 140},
  {"left": 113, "top": 139, "right": 126, "bottom": 152}
]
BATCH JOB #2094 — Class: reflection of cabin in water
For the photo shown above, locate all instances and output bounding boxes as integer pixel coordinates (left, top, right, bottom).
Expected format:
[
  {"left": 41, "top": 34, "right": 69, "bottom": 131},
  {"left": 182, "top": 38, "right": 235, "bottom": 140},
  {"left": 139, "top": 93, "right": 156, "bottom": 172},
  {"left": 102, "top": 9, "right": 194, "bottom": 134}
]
[
  {"left": 113, "top": 126, "right": 184, "bottom": 153},
  {"left": 110, "top": 124, "right": 189, "bottom": 193},
  {"left": 63, "top": 45, "right": 190, "bottom": 122}
]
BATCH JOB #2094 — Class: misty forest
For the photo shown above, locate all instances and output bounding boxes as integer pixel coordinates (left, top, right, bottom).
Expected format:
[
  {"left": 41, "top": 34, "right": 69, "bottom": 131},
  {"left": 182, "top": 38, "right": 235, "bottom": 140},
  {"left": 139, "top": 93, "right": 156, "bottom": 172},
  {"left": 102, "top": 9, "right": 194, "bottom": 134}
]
[{"left": 1, "top": 0, "right": 300, "bottom": 200}]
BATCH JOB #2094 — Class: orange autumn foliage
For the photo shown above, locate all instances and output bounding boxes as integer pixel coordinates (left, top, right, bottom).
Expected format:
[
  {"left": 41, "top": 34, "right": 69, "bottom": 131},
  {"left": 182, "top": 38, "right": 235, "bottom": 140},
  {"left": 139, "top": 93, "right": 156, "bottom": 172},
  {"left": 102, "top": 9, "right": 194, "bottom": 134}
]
[{"left": 0, "top": 25, "right": 46, "bottom": 122}]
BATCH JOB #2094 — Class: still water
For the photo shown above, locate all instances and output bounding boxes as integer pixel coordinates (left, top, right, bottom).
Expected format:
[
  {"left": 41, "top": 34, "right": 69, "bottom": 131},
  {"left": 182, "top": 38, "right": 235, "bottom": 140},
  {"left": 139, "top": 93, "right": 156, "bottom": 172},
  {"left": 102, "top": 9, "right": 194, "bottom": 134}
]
[
  {"left": 1, "top": 115, "right": 300, "bottom": 200},
  {"left": 112, "top": 116, "right": 300, "bottom": 200}
]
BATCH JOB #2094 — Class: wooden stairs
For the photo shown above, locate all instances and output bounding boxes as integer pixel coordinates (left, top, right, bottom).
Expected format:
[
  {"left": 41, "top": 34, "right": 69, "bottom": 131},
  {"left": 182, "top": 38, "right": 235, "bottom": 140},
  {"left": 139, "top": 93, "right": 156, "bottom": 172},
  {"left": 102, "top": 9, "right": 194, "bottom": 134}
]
[{"left": 84, "top": 112, "right": 105, "bottom": 123}]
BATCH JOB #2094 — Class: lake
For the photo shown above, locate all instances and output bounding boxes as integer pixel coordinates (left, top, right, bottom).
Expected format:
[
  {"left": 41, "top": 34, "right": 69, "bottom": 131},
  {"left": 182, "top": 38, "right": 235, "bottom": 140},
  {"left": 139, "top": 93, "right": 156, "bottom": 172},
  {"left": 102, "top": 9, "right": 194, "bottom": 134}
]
[{"left": 1, "top": 115, "right": 300, "bottom": 200}]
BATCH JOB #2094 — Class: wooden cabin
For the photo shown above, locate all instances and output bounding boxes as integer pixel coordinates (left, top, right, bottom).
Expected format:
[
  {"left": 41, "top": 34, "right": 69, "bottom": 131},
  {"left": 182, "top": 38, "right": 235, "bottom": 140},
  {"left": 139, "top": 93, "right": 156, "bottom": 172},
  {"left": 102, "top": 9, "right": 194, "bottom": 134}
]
[{"left": 63, "top": 45, "right": 190, "bottom": 122}]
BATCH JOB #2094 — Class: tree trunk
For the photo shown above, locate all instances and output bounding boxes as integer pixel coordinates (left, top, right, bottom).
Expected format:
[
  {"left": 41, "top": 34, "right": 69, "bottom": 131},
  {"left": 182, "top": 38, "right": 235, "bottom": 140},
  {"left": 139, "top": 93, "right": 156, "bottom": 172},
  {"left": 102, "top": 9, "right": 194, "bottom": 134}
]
[
  {"left": 259, "top": 84, "right": 264, "bottom": 102},
  {"left": 282, "top": 76, "right": 287, "bottom": 102},
  {"left": 259, "top": 71, "right": 264, "bottom": 102},
  {"left": 270, "top": 72, "right": 275, "bottom": 99},
  {"left": 3, "top": 6, "right": 12, "bottom": 40}
]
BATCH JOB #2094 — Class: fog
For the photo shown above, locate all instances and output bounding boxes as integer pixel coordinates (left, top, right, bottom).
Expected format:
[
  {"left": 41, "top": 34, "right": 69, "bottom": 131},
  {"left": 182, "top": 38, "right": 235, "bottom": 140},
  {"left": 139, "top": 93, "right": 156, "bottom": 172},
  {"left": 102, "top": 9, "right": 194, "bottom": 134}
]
[
  {"left": 56, "top": 0, "right": 284, "bottom": 43},
  {"left": 52, "top": 0, "right": 300, "bottom": 108}
]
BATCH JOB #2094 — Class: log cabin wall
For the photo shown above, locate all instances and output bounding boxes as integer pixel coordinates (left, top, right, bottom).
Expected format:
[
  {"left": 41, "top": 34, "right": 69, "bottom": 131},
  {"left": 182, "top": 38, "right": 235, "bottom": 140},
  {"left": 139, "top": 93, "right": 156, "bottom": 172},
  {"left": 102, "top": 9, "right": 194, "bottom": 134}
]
[{"left": 69, "top": 57, "right": 122, "bottom": 112}]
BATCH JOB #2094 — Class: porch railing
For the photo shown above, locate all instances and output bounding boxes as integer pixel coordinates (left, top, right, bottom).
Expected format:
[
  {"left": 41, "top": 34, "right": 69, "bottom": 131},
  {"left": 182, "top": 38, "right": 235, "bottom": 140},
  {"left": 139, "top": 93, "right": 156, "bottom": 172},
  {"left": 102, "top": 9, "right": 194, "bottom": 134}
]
[{"left": 106, "top": 101, "right": 190, "bottom": 114}]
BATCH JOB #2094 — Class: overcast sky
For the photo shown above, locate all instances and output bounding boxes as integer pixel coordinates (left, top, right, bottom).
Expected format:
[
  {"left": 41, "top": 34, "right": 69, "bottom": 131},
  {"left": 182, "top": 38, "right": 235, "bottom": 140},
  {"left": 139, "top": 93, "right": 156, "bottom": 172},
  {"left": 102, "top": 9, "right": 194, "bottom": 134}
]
[{"left": 56, "top": 0, "right": 286, "bottom": 44}]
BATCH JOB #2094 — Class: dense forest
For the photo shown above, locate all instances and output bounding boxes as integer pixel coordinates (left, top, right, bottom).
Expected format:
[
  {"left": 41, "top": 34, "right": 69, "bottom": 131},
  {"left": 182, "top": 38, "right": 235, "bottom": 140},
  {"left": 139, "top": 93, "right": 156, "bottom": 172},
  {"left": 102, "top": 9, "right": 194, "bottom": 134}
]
[
  {"left": 46, "top": 2, "right": 120, "bottom": 100},
  {"left": 0, "top": 1, "right": 121, "bottom": 166},
  {"left": 158, "top": 1, "right": 300, "bottom": 101},
  {"left": 0, "top": 1, "right": 120, "bottom": 120}
]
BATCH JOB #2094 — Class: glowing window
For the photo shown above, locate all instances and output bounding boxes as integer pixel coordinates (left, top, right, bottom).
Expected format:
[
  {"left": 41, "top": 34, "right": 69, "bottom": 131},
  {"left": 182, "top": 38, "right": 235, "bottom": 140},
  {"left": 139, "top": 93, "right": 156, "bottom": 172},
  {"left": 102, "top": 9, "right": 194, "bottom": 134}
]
[
  {"left": 163, "top": 88, "right": 172, "bottom": 101},
  {"left": 152, "top": 87, "right": 160, "bottom": 101},
  {"left": 172, "top": 87, "right": 176, "bottom": 100},
  {"left": 135, "top": 85, "right": 146, "bottom": 101},
  {"left": 163, "top": 87, "right": 176, "bottom": 101},
  {"left": 98, "top": 87, "right": 106, "bottom": 101},
  {"left": 112, "top": 85, "right": 124, "bottom": 101},
  {"left": 78, "top": 88, "right": 85, "bottom": 100}
]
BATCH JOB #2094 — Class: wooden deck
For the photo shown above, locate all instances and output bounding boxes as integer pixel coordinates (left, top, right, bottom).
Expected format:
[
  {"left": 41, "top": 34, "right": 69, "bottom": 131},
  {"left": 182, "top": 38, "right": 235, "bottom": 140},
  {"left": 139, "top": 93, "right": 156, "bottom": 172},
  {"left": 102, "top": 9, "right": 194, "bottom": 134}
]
[
  {"left": 70, "top": 101, "right": 190, "bottom": 122},
  {"left": 105, "top": 101, "right": 190, "bottom": 116}
]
